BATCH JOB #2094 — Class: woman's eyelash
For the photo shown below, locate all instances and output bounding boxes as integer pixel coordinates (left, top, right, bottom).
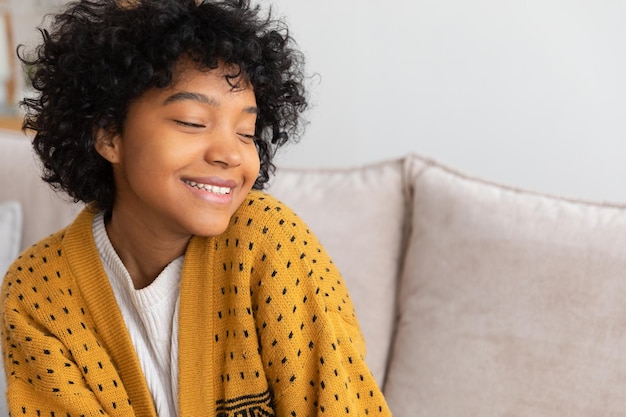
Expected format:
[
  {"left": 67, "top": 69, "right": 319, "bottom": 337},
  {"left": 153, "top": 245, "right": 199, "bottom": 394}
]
[
  {"left": 175, "top": 120, "right": 205, "bottom": 128},
  {"left": 174, "top": 120, "right": 256, "bottom": 140},
  {"left": 239, "top": 133, "right": 258, "bottom": 141}
]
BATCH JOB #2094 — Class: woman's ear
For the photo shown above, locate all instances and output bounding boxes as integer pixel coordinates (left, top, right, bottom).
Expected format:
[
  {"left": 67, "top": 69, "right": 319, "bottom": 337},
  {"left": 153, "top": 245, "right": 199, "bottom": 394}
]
[{"left": 94, "top": 128, "right": 121, "bottom": 163}]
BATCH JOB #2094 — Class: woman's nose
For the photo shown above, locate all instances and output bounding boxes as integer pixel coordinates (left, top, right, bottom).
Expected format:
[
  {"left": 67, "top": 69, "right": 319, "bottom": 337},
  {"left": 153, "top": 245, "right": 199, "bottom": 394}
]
[{"left": 204, "top": 130, "right": 243, "bottom": 168}]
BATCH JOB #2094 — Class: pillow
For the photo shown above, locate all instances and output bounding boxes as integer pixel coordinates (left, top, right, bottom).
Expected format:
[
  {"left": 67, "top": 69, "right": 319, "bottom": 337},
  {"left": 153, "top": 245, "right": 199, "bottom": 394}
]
[
  {"left": 384, "top": 154, "right": 626, "bottom": 416},
  {"left": 0, "top": 200, "right": 22, "bottom": 277}
]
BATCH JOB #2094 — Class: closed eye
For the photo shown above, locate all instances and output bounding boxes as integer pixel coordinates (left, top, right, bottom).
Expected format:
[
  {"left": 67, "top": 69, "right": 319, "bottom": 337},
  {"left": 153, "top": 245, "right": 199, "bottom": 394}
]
[
  {"left": 238, "top": 133, "right": 258, "bottom": 142},
  {"left": 174, "top": 120, "right": 205, "bottom": 128}
]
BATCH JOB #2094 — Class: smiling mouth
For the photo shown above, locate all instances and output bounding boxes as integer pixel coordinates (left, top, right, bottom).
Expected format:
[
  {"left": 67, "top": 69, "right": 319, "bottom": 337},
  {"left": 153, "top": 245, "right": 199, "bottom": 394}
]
[{"left": 184, "top": 180, "right": 232, "bottom": 195}]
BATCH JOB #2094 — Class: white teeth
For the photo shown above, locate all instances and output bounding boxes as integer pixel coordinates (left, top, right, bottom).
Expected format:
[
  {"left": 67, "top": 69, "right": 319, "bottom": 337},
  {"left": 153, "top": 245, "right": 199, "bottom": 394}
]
[{"left": 185, "top": 180, "right": 231, "bottom": 195}]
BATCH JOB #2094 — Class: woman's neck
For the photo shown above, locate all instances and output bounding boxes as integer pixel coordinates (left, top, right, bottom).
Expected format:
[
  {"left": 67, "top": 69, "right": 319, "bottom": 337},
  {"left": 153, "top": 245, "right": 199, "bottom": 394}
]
[{"left": 104, "top": 209, "right": 191, "bottom": 289}]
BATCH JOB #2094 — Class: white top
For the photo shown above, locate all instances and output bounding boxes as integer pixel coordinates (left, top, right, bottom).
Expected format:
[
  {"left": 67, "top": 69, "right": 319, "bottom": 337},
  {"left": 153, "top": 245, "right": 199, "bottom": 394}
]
[{"left": 93, "top": 211, "right": 182, "bottom": 416}]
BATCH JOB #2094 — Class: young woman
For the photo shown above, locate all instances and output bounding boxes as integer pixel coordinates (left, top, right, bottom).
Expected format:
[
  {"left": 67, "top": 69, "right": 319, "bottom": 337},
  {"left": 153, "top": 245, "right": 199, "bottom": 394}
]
[{"left": 1, "top": 0, "right": 391, "bottom": 415}]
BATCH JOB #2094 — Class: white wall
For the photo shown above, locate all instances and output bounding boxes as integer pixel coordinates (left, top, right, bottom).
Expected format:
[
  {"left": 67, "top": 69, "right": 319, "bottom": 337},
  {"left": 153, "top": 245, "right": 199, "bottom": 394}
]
[
  {"left": 270, "top": 0, "right": 626, "bottom": 203},
  {"left": 9, "top": 0, "right": 626, "bottom": 202}
]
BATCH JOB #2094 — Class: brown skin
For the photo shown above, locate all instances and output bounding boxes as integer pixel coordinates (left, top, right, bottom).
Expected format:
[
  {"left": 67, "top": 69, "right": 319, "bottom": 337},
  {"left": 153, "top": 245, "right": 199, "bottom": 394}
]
[{"left": 95, "top": 62, "right": 261, "bottom": 289}]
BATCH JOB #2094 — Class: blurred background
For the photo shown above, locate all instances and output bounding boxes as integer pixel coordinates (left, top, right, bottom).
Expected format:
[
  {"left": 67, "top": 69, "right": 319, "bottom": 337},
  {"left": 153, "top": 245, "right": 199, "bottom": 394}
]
[
  {"left": 0, "top": 0, "right": 64, "bottom": 127},
  {"left": 2, "top": 0, "right": 626, "bottom": 202}
]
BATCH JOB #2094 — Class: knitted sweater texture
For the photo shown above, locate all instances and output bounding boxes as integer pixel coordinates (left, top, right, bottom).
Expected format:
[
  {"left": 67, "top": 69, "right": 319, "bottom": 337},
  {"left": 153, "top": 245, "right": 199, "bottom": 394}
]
[{"left": 1, "top": 191, "right": 391, "bottom": 416}]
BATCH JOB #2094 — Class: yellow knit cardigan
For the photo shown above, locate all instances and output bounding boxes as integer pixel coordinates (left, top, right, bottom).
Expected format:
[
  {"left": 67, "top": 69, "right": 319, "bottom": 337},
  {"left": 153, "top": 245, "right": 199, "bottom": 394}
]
[{"left": 1, "top": 191, "right": 391, "bottom": 416}]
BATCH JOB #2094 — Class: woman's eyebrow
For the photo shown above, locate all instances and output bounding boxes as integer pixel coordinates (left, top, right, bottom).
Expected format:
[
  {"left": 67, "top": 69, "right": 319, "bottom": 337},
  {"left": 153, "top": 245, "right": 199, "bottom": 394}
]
[
  {"left": 163, "top": 91, "right": 217, "bottom": 106},
  {"left": 163, "top": 91, "right": 258, "bottom": 114}
]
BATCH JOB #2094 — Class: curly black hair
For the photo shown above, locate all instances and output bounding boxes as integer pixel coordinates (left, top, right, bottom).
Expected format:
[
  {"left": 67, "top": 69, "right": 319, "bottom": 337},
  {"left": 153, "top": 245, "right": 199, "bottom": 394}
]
[{"left": 20, "top": 0, "right": 307, "bottom": 213}]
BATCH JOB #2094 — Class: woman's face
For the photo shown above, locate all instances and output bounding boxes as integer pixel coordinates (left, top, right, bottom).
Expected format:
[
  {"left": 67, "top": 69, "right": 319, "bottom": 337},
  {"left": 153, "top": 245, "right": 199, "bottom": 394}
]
[{"left": 98, "top": 62, "right": 261, "bottom": 240}]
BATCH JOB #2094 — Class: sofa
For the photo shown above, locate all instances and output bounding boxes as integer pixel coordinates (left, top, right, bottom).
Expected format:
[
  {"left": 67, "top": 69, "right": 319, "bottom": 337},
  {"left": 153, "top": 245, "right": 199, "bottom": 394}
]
[{"left": 3, "top": 127, "right": 626, "bottom": 416}]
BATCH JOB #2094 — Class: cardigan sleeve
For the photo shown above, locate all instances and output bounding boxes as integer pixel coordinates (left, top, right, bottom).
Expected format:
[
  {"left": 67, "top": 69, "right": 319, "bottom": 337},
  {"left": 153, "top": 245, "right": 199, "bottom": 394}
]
[
  {"left": 237, "top": 194, "right": 391, "bottom": 416},
  {"left": 268, "top": 253, "right": 391, "bottom": 417},
  {"left": 2, "top": 302, "right": 112, "bottom": 416},
  {"left": 1, "top": 242, "right": 137, "bottom": 416}
]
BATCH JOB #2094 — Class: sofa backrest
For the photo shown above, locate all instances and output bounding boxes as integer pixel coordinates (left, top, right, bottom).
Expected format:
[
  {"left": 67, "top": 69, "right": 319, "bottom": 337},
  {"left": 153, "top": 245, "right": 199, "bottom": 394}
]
[{"left": 0, "top": 130, "right": 81, "bottom": 252}]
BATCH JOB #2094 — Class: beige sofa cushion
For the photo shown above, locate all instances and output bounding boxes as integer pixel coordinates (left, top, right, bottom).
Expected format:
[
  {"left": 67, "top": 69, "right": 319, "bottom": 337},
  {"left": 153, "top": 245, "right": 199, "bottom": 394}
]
[
  {"left": 267, "top": 159, "right": 408, "bottom": 387},
  {"left": 0, "top": 200, "right": 21, "bottom": 276},
  {"left": 385, "top": 154, "right": 626, "bottom": 415},
  {"left": 0, "top": 131, "right": 81, "bottom": 251}
]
